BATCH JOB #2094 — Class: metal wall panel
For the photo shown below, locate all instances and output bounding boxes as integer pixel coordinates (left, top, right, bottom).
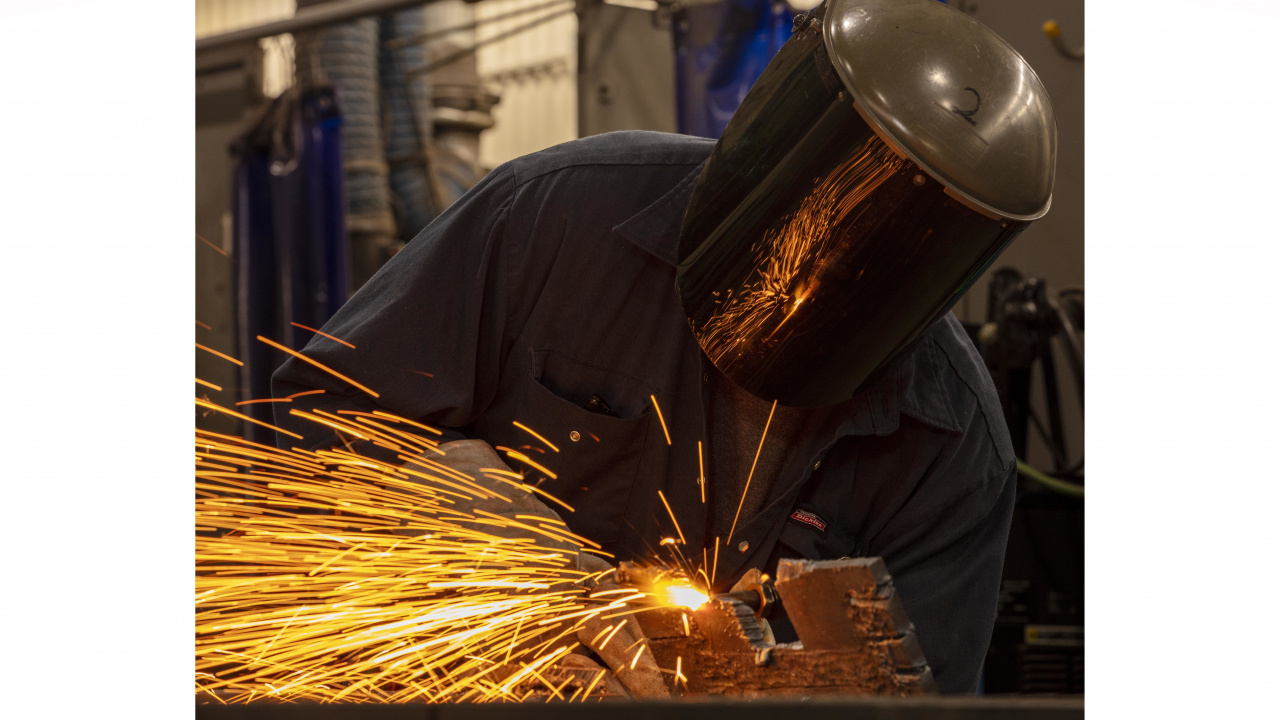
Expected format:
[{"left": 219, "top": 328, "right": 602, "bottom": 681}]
[
  {"left": 474, "top": 0, "right": 578, "bottom": 169},
  {"left": 195, "top": 0, "right": 578, "bottom": 170},
  {"left": 196, "top": 0, "right": 297, "bottom": 97}
]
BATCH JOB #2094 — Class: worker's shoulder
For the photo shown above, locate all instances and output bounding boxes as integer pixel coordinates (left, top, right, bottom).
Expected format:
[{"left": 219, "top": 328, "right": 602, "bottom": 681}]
[
  {"left": 921, "top": 314, "right": 1015, "bottom": 471},
  {"left": 502, "top": 131, "right": 715, "bottom": 187}
]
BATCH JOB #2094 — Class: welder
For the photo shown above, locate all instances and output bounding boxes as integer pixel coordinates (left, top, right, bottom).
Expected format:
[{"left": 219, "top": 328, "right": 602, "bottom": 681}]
[{"left": 272, "top": 0, "right": 1056, "bottom": 696}]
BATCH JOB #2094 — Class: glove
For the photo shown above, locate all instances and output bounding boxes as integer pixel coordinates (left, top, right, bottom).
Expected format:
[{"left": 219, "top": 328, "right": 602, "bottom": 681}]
[
  {"left": 413, "top": 440, "right": 670, "bottom": 698},
  {"left": 575, "top": 552, "right": 671, "bottom": 697},
  {"left": 411, "top": 439, "right": 579, "bottom": 554}
]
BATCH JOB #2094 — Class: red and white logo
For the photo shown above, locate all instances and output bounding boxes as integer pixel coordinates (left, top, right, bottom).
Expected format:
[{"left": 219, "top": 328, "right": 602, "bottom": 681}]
[{"left": 789, "top": 508, "right": 827, "bottom": 532}]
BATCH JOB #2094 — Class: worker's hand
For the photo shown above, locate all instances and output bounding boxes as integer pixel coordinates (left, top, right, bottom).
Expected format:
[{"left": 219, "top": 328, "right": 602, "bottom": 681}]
[
  {"left": 407, "top": 440, "right": 669, "bottom": 697},
  {"left": 405, "top": 439, "right": 579, "bottom": 553},
  {"left": 574, "top": 553, "right": 671, "bottom": 698}
]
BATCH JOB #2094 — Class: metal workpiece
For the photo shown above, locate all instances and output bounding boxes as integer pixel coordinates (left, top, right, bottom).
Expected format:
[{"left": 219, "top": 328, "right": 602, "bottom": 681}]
[
  {"left": 772, "top": 558, "right": 918, "bottom": 654},
  {"left": 822, "top": 0, "right": 1057, "bottom": 220},
  {"left": 633, "top": 557, "right": 934, "bottom": 697}
]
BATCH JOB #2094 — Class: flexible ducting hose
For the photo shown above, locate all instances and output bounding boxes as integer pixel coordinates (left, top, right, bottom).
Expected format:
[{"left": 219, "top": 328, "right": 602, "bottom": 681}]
[
  {"left": 380, "top": 7, "right": 440, "bottom": 240},
  {"left": 296, "top": 17, "right": 395, "bottom": 289}
]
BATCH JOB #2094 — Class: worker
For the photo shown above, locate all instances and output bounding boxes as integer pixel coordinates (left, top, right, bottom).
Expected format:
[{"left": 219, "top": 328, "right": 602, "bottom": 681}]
[{"left": 272, "top": 0, "right": 1055, "bottom": 696}]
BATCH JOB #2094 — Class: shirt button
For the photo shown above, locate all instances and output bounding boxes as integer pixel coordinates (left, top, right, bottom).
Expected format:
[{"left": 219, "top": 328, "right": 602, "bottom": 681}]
[
  {"left": 702, "top": 372, "right": 710, "bottom": 383},
  {"left": 569, "top": 431, "right": 581, "bottom": 442},
  {"left": 738, "top": 541, "right": 749, "bottom": 553}
]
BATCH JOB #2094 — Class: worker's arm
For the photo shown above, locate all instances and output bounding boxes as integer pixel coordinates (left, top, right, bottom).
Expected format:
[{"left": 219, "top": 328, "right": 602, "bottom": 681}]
[
  {"left": 835, "top": 321, "right": 1018, "bottom": 693},
  {"left": 425, "top": 439, "right": 669, "bottom": 697},
  {"left": 876, "top": 459, "right": 1016, "bottom": 693},
  {"left": 271, "top": 162, "right": 521, "bottom": 450}
]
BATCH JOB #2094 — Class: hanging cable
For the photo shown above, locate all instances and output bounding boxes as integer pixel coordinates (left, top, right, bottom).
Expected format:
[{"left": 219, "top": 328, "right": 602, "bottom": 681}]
[
  {"left": 385, "top": 0, "right": 573, "bottom": 49},
  {"left": 407, "top": 7, "right": 577, "bottom": 77},
  {"left": 1017, "top": 460, "right": 1084, "bottom": 498}
]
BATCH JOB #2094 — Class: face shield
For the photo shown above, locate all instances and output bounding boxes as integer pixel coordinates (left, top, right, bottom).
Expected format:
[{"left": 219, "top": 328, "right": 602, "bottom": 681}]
[{"left": 676, "top": 0, "right": 1057, "bottom": 408}]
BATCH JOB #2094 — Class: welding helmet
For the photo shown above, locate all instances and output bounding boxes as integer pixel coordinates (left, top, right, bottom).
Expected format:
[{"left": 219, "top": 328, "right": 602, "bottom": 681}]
[{"left": 676, "top": 0, "right": 1057, "bottom": 408}]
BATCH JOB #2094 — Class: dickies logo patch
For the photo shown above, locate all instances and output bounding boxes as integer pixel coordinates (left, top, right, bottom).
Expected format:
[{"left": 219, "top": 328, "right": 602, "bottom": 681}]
[{"left": 789, "top": 508, "right": 828, "bottom": 533}]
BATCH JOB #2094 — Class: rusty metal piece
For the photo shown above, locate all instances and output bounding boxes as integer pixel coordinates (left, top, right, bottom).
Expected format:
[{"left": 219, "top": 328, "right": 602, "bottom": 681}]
[
  {"left": 635, "top": 557, "right": 935, "bottom": 697},
  {"left": 774, "top": 557, "right": 913, "bottom": 650}
]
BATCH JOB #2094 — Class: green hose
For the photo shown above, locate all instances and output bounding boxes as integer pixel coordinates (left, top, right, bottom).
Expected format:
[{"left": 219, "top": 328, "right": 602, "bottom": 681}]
[{"left": 1016, "top": 460, "right": 1084, "bottom": 498}]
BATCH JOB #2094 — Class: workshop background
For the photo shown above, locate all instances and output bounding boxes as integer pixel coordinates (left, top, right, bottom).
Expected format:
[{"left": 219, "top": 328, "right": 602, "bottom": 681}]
[{"left": 196, "top": 0, "right": 1084, "bottom": 697}]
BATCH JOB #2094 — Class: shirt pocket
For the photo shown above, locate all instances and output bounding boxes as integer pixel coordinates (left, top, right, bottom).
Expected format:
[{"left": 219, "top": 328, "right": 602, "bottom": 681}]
[{"left": 513, "top": 347, "right": 654, "bottom": 544}]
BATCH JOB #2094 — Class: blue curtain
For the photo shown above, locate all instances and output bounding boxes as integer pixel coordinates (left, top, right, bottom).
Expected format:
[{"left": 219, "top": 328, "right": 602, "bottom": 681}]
[
  {"left": 232, "top": 86, "right": 347, "bottom": 443},
  {"left": 674, "top": 0, "right": 794, "bottom": 139}
]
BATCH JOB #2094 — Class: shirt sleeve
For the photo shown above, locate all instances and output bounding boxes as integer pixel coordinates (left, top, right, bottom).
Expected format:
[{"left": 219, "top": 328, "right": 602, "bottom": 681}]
[
  {"left": 270, "top": 163, "right": 518, "bottom": 451},
  {"left": 842, "top": 327, "right": 1018, "bottom": 693},
  {"left": 878, "top": 458, "right": 1016, "bottom": 693}
]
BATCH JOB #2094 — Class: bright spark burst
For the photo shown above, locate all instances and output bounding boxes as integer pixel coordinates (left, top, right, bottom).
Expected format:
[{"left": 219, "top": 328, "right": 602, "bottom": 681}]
[
  {"left": 196, "top": 408, "right": 710, "bottom": 704},
  {"left": 694, "top": 138, "right": 906, "bottom": 370},
  {"left": 661, "top": 584, "right": 709, "bottom": 612}
]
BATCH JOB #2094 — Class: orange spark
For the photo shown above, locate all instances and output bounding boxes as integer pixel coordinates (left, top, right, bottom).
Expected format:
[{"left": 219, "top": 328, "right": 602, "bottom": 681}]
[
  {"left": 581, "top": 669, "right": 608, "bottom": 699},
  {"left": 290, "top": 322, "right": 356, "bottom": 349},
  {"left": 657, "top": 489, "right": 686, "bottom": 545},
  {"left": 649, "top": 394, "right": 672, "bottom": 445},
  {"left": 523, "top": 485, "right": 575, "bottom": 515},
  {"left": 235, "top": 398, "right": 291, "bottom": 407},
  {"left": 372, "top": 410, "right": 442, "bottom": 435},
  {"left": 197, "top": 343, "right": 244, "bottom": 366},
  {"left": 289, "top": 409, "right": 370, "bottom": 441},
  {"left": 629, "top": 645, "right": 645, "bottom": 670},
  {"left": 503, "top": 449, "right": 557, "bottom": 480},
  {"left": 195, "top": 398, "right": 302, "bottom": 440},
  {"left": 697, "top": 440, "right": 705, "bottom": 503},
  {"left": 196, "top": 378, "right": 222, "bottom": 392},
  {"left": 588, "top": 623, "right": 617, "bottom": 647},
  {"left": 512, "top": 421, "right": 560, "bottom": 453},
  {"left": 597, "top": 621, "right": 625, "bottom": 651},
  {"left": 712, "top": 538, "right": 720, "bottom": 585},
  {"left": 196, "top": 320, "right": 212, "bottom": 330},
  {"left": 287, "top": 389, "right": 326, "bottom": 399},
  {"left": 726, "top": 399, "right": 777, "bottom": 543},
  {"left": 197, "top": 233, "right": 228, "bottom": 257},
  {"left": 256, "top": 335, "right": 380, "bottom": 398}
]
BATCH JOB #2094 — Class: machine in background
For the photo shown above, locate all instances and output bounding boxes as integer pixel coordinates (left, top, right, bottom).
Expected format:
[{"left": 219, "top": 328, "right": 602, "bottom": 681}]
[{"left": 966, "top": 267, "right": 1084, "bottom": 695}]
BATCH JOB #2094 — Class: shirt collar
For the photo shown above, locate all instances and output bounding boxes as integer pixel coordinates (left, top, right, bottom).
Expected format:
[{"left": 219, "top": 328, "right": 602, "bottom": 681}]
[
  {"left": 612, "top": 164, "right": 704, "bottom": 266},
  {"left": 843, "top": 334, "right": 963, "bottom": 436},
  {"left": 614, "top": 163, "right": 962, "bottom": 436}
]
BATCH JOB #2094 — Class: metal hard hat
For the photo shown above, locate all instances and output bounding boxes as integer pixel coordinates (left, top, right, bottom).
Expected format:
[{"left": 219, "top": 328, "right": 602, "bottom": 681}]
[
  {"left": 676, "top": 0, "right": 1057, "bottom": 407},
  {"left": 822, "top": 0, "right": 1056, "bottom": 220}
]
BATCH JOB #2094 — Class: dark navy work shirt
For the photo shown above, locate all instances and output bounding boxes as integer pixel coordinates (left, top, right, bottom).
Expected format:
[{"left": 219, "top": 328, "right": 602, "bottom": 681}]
[{"left": 272, "top": 130, "right": 1017, "bottom": 694}]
